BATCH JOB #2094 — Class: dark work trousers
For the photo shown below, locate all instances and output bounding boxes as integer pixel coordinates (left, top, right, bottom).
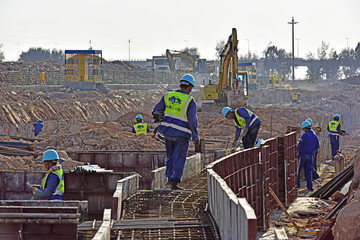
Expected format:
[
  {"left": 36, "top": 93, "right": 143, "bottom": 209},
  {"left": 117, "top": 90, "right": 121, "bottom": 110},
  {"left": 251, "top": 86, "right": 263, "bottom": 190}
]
[
  {"left": 329, "top": 135, "right": 339, "bottom": 159},
  {"left": 164, "top": 137, "right": 189, "bottom": 184},
  {"left": 298, "top": 153, "right": 314, "bottom": 190},
  {"left": 242, "top": 124, "right": 261, "bottom": 149}
]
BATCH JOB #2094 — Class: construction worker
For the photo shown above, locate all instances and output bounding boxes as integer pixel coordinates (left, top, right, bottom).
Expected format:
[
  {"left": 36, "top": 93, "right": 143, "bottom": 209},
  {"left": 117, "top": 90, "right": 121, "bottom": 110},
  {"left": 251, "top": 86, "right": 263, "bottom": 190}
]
[
  {"left": 305, "top": 118, "right": 320, "bottom": 180},
  {"left": 131, "top": 114, "right": 150, "bottom": 134},
  {"left": 297, "top": 120, "right": 319, "bottom": 191},
  {"left": 221, "top": 106, "right": 261, "bottom": 149},
  {"left": 32, "top": 119, "right": 43, "bottom": 137},
  {"left": 327, "top": 114, "right": 347, "bottom": 159},
  {"left": 31, "top": 149, "right": 65, "bottom": 200},
  {"left": 153, "top": 74, "right": 200, "bottom": 190}
]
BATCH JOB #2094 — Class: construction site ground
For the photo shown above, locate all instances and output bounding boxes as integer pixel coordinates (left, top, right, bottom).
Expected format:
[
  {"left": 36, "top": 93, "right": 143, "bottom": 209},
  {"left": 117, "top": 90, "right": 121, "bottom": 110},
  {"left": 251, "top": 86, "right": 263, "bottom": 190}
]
[{"left": 1, "top": 61, "right": 360, "bottom": 239}]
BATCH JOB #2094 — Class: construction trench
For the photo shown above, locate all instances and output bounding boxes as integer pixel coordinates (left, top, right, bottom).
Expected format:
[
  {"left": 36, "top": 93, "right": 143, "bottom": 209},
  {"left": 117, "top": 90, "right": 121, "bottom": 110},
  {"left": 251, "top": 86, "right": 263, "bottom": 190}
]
[{"left": 0, "top": 63, "right": 360, "bottom": 239}]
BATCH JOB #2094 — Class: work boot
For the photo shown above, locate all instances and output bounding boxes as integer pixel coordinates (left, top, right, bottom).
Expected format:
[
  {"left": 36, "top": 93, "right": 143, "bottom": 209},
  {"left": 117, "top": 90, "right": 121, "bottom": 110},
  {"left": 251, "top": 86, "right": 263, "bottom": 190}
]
[
  {"left": 165, "top": 179, "right": 174, "bottom": 186},
  {"left": 171, "top": 182, "right": 184, "bottom": 190}
]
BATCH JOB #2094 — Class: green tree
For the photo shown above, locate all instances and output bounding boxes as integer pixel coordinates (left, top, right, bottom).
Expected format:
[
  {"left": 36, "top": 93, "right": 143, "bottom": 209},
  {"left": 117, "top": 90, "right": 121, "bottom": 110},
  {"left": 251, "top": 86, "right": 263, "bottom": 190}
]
[
  {"left": 181, "top": 47, "right": 200, "bottom": 58},
  {"left": 51, "top": 48, "right": 64, "bottom": 62},
  {"left": 215, "top": 39, "right": 225, "bottom": 59},
  {"left": 20, "top": 47, "right": 51, "bottom": 61},
  {"left": 0, "top": 44, "right": 4, "bottom": 62}
]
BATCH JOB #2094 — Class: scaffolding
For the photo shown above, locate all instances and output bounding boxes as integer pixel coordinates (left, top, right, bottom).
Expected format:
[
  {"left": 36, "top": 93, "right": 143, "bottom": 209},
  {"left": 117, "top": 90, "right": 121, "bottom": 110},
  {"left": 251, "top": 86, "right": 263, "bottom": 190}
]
[{"left": 64, "top": 50, "right": 102, "bottom": 81}]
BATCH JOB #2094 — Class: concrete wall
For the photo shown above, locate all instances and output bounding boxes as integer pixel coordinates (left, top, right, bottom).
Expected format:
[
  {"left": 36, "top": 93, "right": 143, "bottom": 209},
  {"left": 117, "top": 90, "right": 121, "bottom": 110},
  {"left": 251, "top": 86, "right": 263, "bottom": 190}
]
[
  {"left": 207, "top": 168, "right": 257, "bottom": 240},
  {"left": 93, "top": 209, "right": 112, "bottom": 240},
  {"left": 151, "top": 153, "right": 201, "bottom": 189},
  {"left": 112, "top": 174, "right": 140, "bottom": 220}
]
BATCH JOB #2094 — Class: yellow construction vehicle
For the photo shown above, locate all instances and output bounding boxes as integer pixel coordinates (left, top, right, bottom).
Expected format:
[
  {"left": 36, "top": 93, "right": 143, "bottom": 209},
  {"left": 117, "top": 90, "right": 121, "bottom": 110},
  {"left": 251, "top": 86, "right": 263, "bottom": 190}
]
[
  {"left": 269, "top": 72, "right": 281, "bottom": 88},
  {"left": 166, "top": 49, "right": 195, "bottom": 75},
  {"left": 238, "top": 62, "right": 257, "bottom": 89},
  {"left": 166, "top": 49, "right": 215, "bottom": 75},
  {"left": 200, "top": 28, "right": 248, "bottom": 108}
]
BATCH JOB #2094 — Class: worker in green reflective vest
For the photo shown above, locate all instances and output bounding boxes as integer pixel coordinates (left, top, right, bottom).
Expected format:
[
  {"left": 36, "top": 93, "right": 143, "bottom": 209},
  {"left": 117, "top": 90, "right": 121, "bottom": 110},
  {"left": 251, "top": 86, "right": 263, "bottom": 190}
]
[
  {"left": 32, "top": 149, "right": 65, "bottom": 200},
  {"left": 131, "top": 114, "right": 150, "bottom": 134}
]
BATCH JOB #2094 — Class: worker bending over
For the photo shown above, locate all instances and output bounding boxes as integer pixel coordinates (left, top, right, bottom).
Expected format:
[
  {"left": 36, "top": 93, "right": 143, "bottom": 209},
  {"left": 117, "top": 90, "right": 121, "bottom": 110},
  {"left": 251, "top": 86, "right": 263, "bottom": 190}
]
[
  {"left": 153, "top": 74, "right": 200, "bottom": 190},
  {"left": 32, "top": 149, "right": 65, "bottom": 200},
  {"left": 221, "top": 106, "right": 261, "bottom": 149},
  {"left": 297, "top": 120, "right": 319, "bottom": 191},
  {"left": 32, "top": 119, "right": 43, "bottom": 137},
  {"left": 327, "top": 114, "right": 347, "bottom": 159},
  {"left": 131, "top": 114, "right": 150, "bottom": 134}
]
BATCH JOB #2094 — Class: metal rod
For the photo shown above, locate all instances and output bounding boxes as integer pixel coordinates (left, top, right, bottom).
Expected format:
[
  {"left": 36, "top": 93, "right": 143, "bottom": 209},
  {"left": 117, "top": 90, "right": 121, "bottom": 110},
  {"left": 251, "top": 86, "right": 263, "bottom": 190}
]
[{"left": 269, "top": 187, "right": 299, "bottom": 231}]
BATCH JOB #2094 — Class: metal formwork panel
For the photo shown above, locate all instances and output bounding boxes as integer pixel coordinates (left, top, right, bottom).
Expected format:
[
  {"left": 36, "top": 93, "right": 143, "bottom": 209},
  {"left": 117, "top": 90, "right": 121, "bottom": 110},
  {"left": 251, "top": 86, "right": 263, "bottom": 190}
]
[
  {"left": 284, "top": 132, "right": 298, "bottom": 205},
  {"left": 66, "top": 151, "right": 166, "bottom": 189}
]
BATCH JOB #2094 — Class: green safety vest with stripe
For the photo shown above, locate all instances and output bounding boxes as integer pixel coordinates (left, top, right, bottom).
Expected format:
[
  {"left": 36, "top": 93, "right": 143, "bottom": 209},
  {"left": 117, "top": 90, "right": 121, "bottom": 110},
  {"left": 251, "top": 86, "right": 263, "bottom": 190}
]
[
  {"left": 234, "top": 107, "right": 253, "bottom": 129},
  {"left": 328, "top": 120, "right": 342, "bottom": 135},
  {"left": 41, "top": 167, "right": 64, "bottom": 196},
  {"left": 162, "top": 91, "right": 193, "bottom": 135},
  {"left": 134, "top": 122, "right": 148, "bottom": 135}
]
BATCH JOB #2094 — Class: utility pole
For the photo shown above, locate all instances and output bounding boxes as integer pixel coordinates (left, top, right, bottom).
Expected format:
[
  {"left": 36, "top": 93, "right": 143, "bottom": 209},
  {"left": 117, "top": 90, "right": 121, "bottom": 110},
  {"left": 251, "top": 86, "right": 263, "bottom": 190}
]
[
  {"left": 184, "top": 40, "right": 189, "bottom": 49},
  {"left": 246, "top": 38, "right": 251, "bottom": 57},
  {"left": 89, "top": 40, "right": 92, "bottom": 50},
  {"left": 288, "top": 17, "right": 298, "bottom": 82},
  {"left": 345, "top": 37, "right": 349, "bottom": 50},
  {"left": 128, "top": 39, "right": 131, "bottom": 61}
]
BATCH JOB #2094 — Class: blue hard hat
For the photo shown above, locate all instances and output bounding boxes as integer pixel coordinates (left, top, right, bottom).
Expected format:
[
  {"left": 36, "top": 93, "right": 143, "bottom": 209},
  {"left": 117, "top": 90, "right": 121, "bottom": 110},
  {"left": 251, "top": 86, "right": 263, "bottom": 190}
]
[
  {"left": 305, "top": 118, "right": 313, "bottom": 125},
  {"left": 302, "top": 120, "right": 311, "bottom": 129},
  {"left": 136, "top": 114, "right": 143, "bottom": 120},
  {"left": 37, "top": 119, "right": 42, "bottom": 122},
  {"left": 221, "top": 107, "right": 231, "bottom": 118},
  {"left": 180, "top": 74, "right": 195, "bottom": 87},
  {"left": 334, "top": 114, "right": 340, "bottom": 119},
  {"left": 42, "top": 149, "right": 59, "bottom": 162}
]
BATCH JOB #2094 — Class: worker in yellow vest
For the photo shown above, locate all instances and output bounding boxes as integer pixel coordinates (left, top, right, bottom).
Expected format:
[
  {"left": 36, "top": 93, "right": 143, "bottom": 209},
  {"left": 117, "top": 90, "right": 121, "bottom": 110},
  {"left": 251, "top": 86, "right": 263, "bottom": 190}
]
[
  {"left": 131, "top": 114, "right": 150, "bottom": 134},
  {"left": 31, "top": 149, "right": 65, "bottom": 200},
  {"left": 327, "top": 114, "right": 348, "bottom": 159}
]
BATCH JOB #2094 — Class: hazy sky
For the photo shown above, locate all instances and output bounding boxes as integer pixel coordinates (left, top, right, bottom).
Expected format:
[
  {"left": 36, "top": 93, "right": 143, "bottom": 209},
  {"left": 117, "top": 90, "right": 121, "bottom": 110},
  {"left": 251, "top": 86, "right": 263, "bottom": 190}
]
[{"left": 1, "top": 0, "right": 359, "bottom": 61}]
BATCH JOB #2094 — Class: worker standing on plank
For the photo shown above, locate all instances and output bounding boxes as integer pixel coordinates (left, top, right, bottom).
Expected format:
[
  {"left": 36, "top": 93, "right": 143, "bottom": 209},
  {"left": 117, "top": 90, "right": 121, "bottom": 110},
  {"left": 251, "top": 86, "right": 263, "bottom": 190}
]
[
  {"left": 31, "top": 149, "right": 65, "bottom": 200},
  {"left": 327, "top": 114, "right": 347, "bottom": 159},
  {"left": 221, "top": 106, "right": 261, "bottom": 149},
  {"left": 297, "top": 120, "right": 319, "bottom": 191},
  {"left": 305, "top": 118, "right": 320, "bottom": 180},
  {"left": 131, "top": 114, "right": 150, "bottom": 134},
  {"left": 32, "top": 119, "right": 43, "bottom": 137},
  {"left": 152, "top": 74, "right": 200, "bottom": 190}
]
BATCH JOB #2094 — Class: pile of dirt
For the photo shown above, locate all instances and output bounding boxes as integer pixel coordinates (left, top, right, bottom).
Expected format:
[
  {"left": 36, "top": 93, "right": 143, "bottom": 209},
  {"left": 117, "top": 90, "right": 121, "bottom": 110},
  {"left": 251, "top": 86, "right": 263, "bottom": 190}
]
[{"left": 0, "top": 60, "right": 142, "bottom": 73}]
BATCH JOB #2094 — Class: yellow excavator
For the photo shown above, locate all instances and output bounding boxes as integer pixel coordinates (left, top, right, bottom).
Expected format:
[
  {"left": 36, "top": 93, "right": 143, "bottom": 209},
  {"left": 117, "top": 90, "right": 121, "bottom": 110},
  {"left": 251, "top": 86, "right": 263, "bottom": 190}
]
[
  {"left": 200, "top": 28, "right": 248, "bottom": 108},
  {"left": 166, "top": 49, "right": 215, "bottom": 75},
  {"left": 166, "top": 49, "right": 195, "bottom": 76}
]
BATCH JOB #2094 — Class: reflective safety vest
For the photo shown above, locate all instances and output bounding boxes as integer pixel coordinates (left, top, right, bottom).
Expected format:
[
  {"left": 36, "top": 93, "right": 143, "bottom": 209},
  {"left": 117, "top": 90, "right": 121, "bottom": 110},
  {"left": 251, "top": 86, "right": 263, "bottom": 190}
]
[
  {"left": 328, "top": 120, "right": 341, "bottom": 135},
  {"left": 134, "top": 122, "right": 147, "bottom": 135},
  {"left": 234, "top": 107, "right": 258, "bottom": 128},
  {"left": 41, "top": 166, "right": 64, "bottom": 196},
  {"left": 161, "top": 91, "right": 193, "bottom": 136}
]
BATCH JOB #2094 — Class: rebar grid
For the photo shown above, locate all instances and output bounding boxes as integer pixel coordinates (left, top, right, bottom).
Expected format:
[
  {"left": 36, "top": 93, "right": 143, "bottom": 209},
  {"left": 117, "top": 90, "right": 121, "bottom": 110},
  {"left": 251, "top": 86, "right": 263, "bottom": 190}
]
[{"left": 117, "top": 170, "right": 219, "bottom": 239}]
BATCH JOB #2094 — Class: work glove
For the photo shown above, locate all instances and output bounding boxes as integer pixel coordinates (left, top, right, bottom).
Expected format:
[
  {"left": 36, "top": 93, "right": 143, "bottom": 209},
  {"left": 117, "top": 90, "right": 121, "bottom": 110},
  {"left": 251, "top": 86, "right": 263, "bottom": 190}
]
[
  {"left": 194, "top": 139, "right": 200, "bottom": 146},
  {"left": 31, "top": 186, "right": 38, "bottom": 195}
]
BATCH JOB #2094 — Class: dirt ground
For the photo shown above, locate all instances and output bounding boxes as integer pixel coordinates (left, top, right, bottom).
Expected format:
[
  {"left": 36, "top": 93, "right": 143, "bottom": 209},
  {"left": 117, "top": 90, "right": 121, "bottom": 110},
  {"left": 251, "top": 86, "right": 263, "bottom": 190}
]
[{"left": 1, "top": 61, "right": 360, "bottom": 238}]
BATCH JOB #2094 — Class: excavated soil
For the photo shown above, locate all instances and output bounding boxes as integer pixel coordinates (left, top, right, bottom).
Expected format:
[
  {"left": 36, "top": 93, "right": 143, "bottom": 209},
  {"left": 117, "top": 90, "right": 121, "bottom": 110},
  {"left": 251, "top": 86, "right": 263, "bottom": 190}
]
[{"left": 1, "top": 60, "right": 360, "bottom": 238}]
